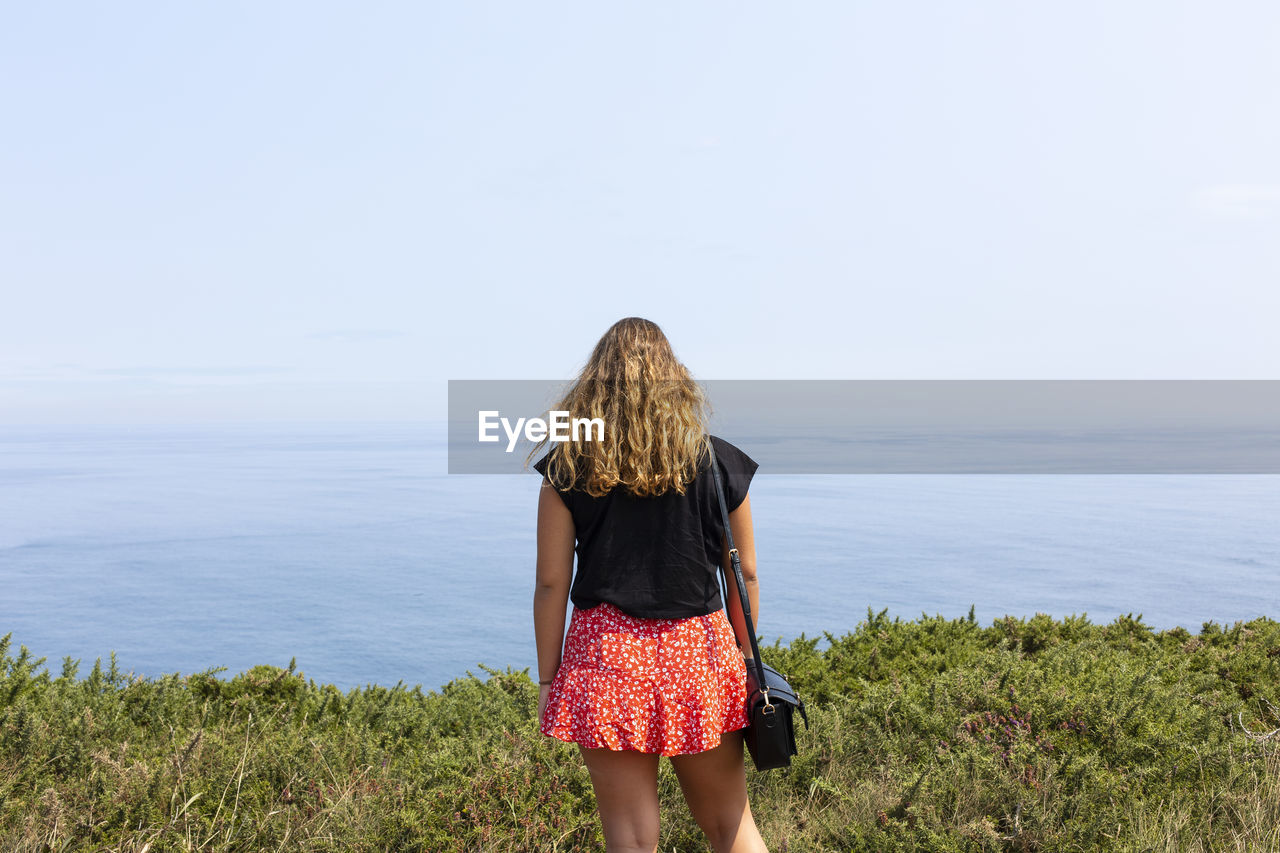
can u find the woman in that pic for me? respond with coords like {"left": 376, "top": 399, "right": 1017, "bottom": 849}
{"left": 530, "top": 317, "right": 769, "bottom": 853}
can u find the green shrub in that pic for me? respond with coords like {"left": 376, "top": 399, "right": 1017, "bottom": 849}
{"left": 2, "top": 614, "right": 1277, "bottom": 852}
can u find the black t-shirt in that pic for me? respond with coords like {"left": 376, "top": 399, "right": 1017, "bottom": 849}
{"left": 533, "top": 435, "right": 758, "bottom": 619}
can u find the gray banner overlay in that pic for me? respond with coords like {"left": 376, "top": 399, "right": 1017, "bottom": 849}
{"left": 448, "top": 380, "right": 1280, "bottom": 474}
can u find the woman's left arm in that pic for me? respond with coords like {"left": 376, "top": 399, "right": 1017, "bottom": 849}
{"left": 533, "top": 480, "right": 574, "bottom": 718}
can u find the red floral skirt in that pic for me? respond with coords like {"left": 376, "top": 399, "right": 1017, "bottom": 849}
{"left": 540, "top": 602, "right": 749, "bottom": 756}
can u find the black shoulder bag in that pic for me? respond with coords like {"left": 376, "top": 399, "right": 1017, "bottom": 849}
{"left": 706, "top": 438, "right": 808, "bottom": 771}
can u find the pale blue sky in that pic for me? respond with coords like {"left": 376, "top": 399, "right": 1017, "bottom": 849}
{"left": 2, "top": 2, "right": 1277, "bottom": 423}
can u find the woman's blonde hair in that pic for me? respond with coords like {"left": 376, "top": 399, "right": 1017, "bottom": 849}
{"left": 529, "top": 317, "right": 709, "bottom": 497}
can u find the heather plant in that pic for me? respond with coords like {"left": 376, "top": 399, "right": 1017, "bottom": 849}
{"left": 2, "top": 613, "right": 1277, "bottom": 852}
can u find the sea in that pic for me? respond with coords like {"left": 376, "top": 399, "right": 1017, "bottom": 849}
{"left": 1, "top": 421, "right": 1277, "bottom": 692}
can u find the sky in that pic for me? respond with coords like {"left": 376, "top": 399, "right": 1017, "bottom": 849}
{"left": 2, "top": 2, "right": 1278, "bottom": 423}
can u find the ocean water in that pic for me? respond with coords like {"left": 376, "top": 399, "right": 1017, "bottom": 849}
{"left": 1, "top": 422, "right": 1277, "bottom": 692}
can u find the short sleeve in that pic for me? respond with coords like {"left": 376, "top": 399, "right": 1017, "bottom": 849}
{"left": 532, "top": 454, "right": 550, "bottom": 478}
{"left": 533, "top": 454, "right": 573, "bottom": 510}
{"left": 710, "top": 436, "right": 758, "bottom": 512}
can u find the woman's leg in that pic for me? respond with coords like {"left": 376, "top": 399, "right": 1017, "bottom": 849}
{"left": 668, "top": 730, "right": 768, "bottom": 853}
{"left": 579, "top": 746, "right": 661, "bottom": 853}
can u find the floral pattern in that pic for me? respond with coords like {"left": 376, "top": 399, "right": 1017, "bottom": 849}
{"left": 540, "top": 603, "right": 749, "bottom": 756}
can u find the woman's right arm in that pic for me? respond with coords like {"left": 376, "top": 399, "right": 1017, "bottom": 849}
{"left": 534, "top": 480, "right": 574, "bottom": 717}
{"left": 721, "top": 493, "right": 760, "bottom": 657}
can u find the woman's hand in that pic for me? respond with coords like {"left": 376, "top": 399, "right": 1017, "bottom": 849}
{"left": 538, "top": 683, "right": 552, "bottom": 721}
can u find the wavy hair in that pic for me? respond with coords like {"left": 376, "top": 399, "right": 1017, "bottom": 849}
{"left": 528, "top": 317, "right": 709, "bottom": 497}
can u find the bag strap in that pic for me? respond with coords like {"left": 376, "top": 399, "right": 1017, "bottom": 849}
{"left": 706, "top": 436, "right": 770, "bottom": 691}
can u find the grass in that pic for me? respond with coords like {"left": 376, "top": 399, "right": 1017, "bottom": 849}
{"left": 1, "top": 609, "right": 1277, "bottom": 851}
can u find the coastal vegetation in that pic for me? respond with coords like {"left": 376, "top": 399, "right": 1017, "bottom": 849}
{"left": 2, "top": 610, "right": 1277, "bottom": 851}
